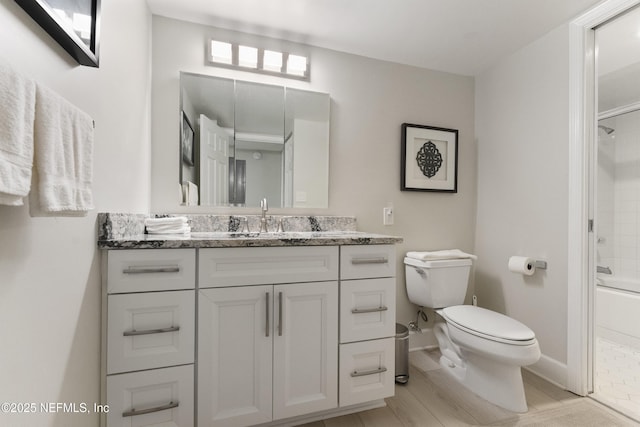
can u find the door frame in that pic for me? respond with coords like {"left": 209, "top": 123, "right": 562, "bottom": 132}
{"left": 567, "top": 0, "right": 640, "bottom": 395}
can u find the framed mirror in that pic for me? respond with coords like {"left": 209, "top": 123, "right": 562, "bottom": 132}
{"left": 179, "top": 73, "right": 330, "bottom": 208}
{"left": 16, "top": 0, "right": 101, "bottom": 67}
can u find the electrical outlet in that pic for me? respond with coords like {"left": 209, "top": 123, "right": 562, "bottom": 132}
{"left": 383, "top": 206, "right": 394, "bottom": 225}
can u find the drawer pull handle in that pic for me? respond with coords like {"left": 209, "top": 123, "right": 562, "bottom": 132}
{"left": 266, "top": 292, "right": 270, "bottom": 338}
{"left": 351, "top": 306, "right": 388, "bottom": 314}
{"left": 351, "top": 367, "right": 387, "bottom": 377}
{"left": 351, "top": 257, "right": 388, "bottom": 265}
{"left": 122, "top": 401, "right": 179, "bottom": 417}
{"left": 123, "top": 326, "right": 180, "bottom": 336}
{"left": 122, "top": 266, "right": 180, "bottom": 274}
{"left": 278, "top": 291, "right": 283, "bottom": 337}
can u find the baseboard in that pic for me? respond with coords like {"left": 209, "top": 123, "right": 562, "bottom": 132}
{"left": 408, "top": 327, "right": 438, "bottom": 351}
{"left": 255, "top": 400, "right": 386, "bottom": 426}
{"left": 525, "top": 353, "right": 568, "bottom": 390}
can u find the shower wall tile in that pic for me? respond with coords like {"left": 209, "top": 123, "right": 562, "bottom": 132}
{"left": 611, "top": 112, "right": 640, "bottom": 281}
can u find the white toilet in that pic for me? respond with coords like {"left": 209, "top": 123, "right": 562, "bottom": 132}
{"left": 404, "top": 254, "right": 540, "bottom": 413}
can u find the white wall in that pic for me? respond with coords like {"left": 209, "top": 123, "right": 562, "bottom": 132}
{"left": 0, "top": 1, "right": 151, "bottom": 426}
{"left": 150, "top": 16, "right": 476, "bottom": 342}
{"left": 475, "top": 24, "right": 571, "bottom": 383}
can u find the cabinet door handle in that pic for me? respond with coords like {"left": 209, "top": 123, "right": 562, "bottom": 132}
{"left": 351, "top": 257, "right": 388, "bottom": 265}
{"left": 123, "top": 326, "right": 180, "bottom": 336}
{"left": 122, "top": 401, "right": 179, "bottom": 417}
{"left": 351, "top": 306, "right": 388, "bottom": 314}
{"left": 278, "top": 291, "right": 283, "bottom": 337}
{"left": 266, "top": 292, "right": 270, "bottom": 338}
{"left": 122, "top": 266, "right": 180, "bottom": 274}
{"left": 351, "top": 367, "right": 387, "bottom": 377}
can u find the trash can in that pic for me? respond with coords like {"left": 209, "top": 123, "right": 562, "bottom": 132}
{"left": 395, "top": 323, "right": 409, "bottom": 384}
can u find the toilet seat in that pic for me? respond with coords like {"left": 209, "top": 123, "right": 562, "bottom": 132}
{"left": 438, "top": 305, "right": 536, "bottom": 346}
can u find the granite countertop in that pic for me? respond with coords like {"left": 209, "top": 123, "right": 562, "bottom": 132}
{"left": 97, "top": 213, "right": 403, "bottom": 249}
{"left": 97, "top": 231, "right": 402, "bottom": 249}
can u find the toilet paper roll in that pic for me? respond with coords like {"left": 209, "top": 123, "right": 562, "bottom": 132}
{"left": 508, "top": 256, "right": 536, "bottom": 276}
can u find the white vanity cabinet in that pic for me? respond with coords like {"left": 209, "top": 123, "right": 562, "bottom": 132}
{"left": 102, "top": 249, "right": 196, "bottom": 427}
{"left": 197, "top": 246, "right": 339, "bottom": 427}
{"left": 101, "top": 240, "right": 398, "bottom": 427}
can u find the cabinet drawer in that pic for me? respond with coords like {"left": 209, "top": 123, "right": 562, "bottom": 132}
{"left": 340, "top": 278, "right": 396, "bottom": 343}
{"left": 339, "top": 338, "right": 395, "bottom": 407}
{"left": 107, "top": 290, "right": 195, "bottom": 374}
{"left": 340, "top": 245, "right": 396, "bottom": 280}
{"left": 107, "top": 249, "right": 195, "bottom": 293}
{"left": 106, "top": 364, "right": 194, "bottom": 427}
{"left": 199, "top": 246, "right": 338, "bottom": 288}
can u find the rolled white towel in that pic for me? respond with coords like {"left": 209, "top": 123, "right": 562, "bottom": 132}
{"left": 406, "top": 249, "right": 477, "bottom": 261}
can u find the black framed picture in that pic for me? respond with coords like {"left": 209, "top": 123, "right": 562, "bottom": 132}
{"left": 15, "top": 0, "right": 101, "bottom": 67}
{"left": 181, "top": 112, "right": 195, "bottom": 166}
{"left": 401, "top": 123, "right": 458, "bottom": 193}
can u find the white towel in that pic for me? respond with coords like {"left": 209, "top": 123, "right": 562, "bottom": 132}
{"left": 145, "top": 217, "right": 191, "bottom": 235}
{"left": 31, "top": 83, "right": 94, "bottom": 214}
{"left": 145, "top": 217, "right": 188, "bottom": 227}
{"left": 0, "top": 60, "right": 36, "bottom": 206}
{"left": 406, "top": 249, "right": 477, "bottom": 261}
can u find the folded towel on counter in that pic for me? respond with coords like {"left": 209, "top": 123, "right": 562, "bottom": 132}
{"left": 406, "top": 249, "right": 477, "bottom": 261}
{"left": 0, "top": 60, "right": 36, "bottom": 206}
{"left": 146, "top": 225, "right": 191, "bottom": 235}
{"left": 31, "top": 83, "right": 94, "bottom": 215}
{"left": 145, "top": 216, "right": 188, "bottom": 227}
{"left": 145, "top": 217, "right": 191, "bottom": 235}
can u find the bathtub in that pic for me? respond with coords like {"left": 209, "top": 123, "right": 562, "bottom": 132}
{"left": 596, "top": 275, "right": 640, "bottom": 346}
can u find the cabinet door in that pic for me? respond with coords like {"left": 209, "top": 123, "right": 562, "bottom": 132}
{"left": 273, "top": 281, "right": 338, "bottom": 420}
{"left": 198, "top": 286, "right": 273, "bottom": 427}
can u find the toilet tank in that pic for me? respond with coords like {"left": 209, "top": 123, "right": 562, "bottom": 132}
{"left": 404, "top": 257, "right": 472, "bottom": 309}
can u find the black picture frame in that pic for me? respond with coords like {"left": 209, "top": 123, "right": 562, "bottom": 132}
{"left": 15, "top": 0, "right": 101, "bottom": 67}
{"left": 401, "top": 123, "right": 458, "bottom": 193}
{"left": 181, "top": 112, "right": 195, "bottom": 167}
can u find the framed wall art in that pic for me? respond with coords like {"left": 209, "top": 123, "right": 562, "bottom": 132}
{"left": 401, "top": 123, "right": 458, "bottom": 193}
{"left": 181, "top": 112, "right": 195, "bottom": 166}
{"left": 15, "top": 0, "right": 101, "bottom": 67}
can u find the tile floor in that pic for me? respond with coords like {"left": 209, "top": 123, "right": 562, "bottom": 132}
{"left": 300, "top": 348, "right": 637, "bottom": 426}
{"left": 593, "top": 336, "right": 640, "bottom": 422}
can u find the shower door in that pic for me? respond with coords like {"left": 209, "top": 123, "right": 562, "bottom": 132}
{"left": 593, "top": 7, "right": 640, "bottom": 420}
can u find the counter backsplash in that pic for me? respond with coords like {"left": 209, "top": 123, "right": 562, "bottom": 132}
{"left": 98, "top": 213, "right": 357, "bottom": 241}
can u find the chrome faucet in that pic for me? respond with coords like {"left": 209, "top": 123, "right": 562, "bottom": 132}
{"left": 259, "top": 198, "right": 268, "bottom": 233}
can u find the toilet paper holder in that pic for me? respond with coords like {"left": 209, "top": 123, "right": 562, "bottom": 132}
{"left": 533, "top": 260, "right": 547, "bottom": 270}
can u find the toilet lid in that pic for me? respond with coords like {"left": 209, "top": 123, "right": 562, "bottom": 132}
{"left": 440, "top": 305, "right": 535, "bottom": 342}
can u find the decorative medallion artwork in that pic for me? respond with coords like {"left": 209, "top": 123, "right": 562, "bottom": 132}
{"left": 401, "top": 123, "right": 458, "bottom": 193}
{"left": 416, "top": 141, "right": 442, "bottom": 178}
